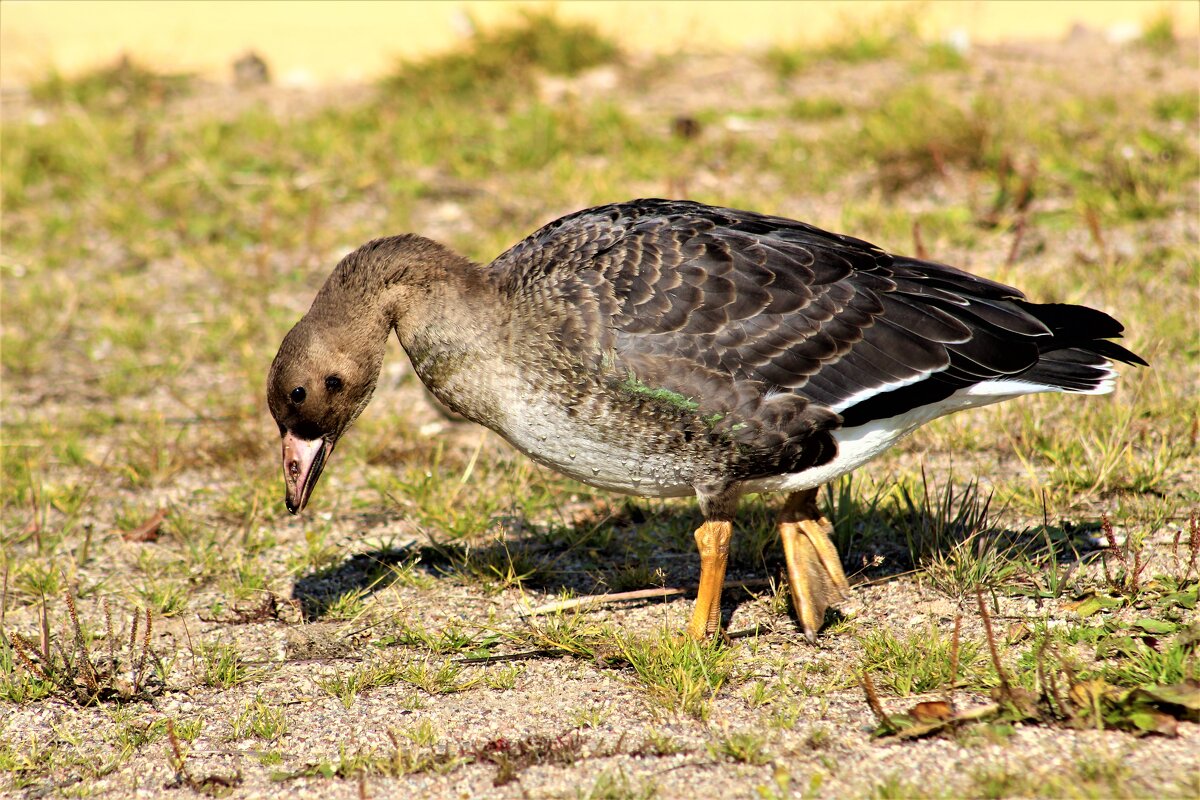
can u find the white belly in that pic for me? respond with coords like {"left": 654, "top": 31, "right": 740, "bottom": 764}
{"left": 499, "top": 379, "right": 1061, "bottom": 499}
{"left": 498, "top": 393, "right": 697, "bottom": 497}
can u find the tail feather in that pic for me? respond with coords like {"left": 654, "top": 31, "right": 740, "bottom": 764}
{"left": 1013, "top": 302, "right": 1147, "bottom": 395}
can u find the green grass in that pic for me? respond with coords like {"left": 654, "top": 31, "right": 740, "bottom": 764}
{"left": 614, "top": 630, "right": 737, "bottom": 719}
{"left": 766, "top": 9, "right": 918, "bottom": 76}
{"left": 707, "top": 730, "right": 770, "bottom": 765}
{"left": 860, "top": 625, "right": 984, "bottom": 696}
{"left": 382, "top": 10, "right": 619, "bottom": 105}
{"left": 231, "top": 695, "right": 289, "bottom": 742}
{"left": 30, "top": 55, "right": 193, "bottom": 112}
{"left": 1139, "top": 9, "right": 1180, "bottom": 55}
{"left": 194, "top": 640, "right": 258, "bottom": 688}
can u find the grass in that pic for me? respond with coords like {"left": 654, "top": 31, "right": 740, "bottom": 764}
{"left": 708, "top": 729, "right": 771, "bottom": 765}
{"left": 194, "top": 640, "right": 258, "bottom": 688}
{"left": 859, "top": 624, "right": 984, "bottom": 696}
{"left": 3, "top": 594, "right": 165, "bottom": 705}
{"left": 382, "top": 10, "right": 619, "bottom": 106}
{"left": 614, "top": 630, "right": 737, "bottom": 720}
{"left": 231, "top": 695, "right": 289, "bottom": 742}
{"left": 2, "top": 9, "right": 1197, "bottom": 799}
{"left": 30, "top": 54, "right": 193, "bottom": 111}
{"left": 766, "top": 9, "right": 920, "bottom": 77}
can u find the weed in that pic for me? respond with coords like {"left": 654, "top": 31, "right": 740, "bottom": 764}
{"left": 483, "top": 663, "right": 523, "bottom": 690}
{"left": 786, "top": 97, "right": 846, "bottom": 121}
{"left": 395, "top": 657, "right": 478, "bottom": 695}
{"left": 614, "top": 630, "right": 736, "bottom": 719}
{"left": 510, "top": 608, "right": 606, "bottom": 659}
{"left": 382, "top": 621, "right": 487, "bottom": 655}
{"left": 870, "top": 773, "right": 944, "bottom": 799}
{"left": 316, "top": 660, "right": 404, "bottom": 709}
{"left": 194, "top": 640, "right": 258, "bottom": 688}
{"left": 1153, "top": 91, "right": 1200, "bottom": 123}
{"left": 859, "top": 624, "right": 982, "bottom": 695}
{"left": 395, "top": 718, "right": 439, "bottom": 747}
{"left": 166, "top": 718, "right": 242, "bottom": 793}
{"left": 766, "top": 9, "right": 919, "bottom": 77}
{"left": 231, "top": 695, "right": 289, "bottom": 741}
{"left": 135, "top": 577, "right": 190, "bottom": 617}
{"left": 7, "top": 594, "right": 163, "bottom": 704}
{"left": 1100, "top": 515, "right": 1149, "bottom": 597}
{"left": 640, "top": 731, "right": 683, "bottom": 755}
{"left": 855, "top": 87, "right": 995, "bottom": 192}
{"left": 708, "top": 729, "right": 770, "bottom": 765}
{"left": 1104, "top": 631, "right": 1195, "bottom": 687}
{"left": 287, "top": 525, "right": 343, "bottom": 574}
{"left": 578, "top": 767, "right": 657, "bottom": 800}
{"left": 1140, "top": 9, "right": 1179, "bottom": 54}
{"left": 895, "top": 471, "right": 1000, "bottom": 571}
{"left": 431, "top": 531, "right": 548, "bottom": 592}
{"left": 571, "top": 704, "right": 611, "bottom": 729}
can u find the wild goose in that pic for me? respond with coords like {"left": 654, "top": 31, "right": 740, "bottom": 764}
{"left": 268, "top": 199, "right": 1145, "bottom": 641}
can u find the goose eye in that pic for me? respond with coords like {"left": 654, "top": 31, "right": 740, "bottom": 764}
{"left": 290, "top": 386, "right": 306, "bottom": 404}
{"left": 325, "top": 375, "right": 343, "bottom": 392}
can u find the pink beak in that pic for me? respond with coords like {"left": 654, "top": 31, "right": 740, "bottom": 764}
{"left": 282, "top": 431, "right": 333, "bottom": 514}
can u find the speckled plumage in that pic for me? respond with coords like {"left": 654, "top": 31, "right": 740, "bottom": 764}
{"left": 268, "top": 199, "right": 1146, "bottom": 639}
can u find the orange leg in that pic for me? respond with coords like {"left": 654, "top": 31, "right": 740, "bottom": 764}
{"left": 779, "top": 487, "right": 850, "bottom": 643}
{"left": 685, "top": 519, "right": 734, "bottom": 639}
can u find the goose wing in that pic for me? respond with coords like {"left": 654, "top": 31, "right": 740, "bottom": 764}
{"left": 493, "top": 200, "right": 1143, "bottom": 433}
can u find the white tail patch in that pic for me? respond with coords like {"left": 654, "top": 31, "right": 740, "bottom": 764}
{"left": 747, "top": 363, "right": 1119, "bottom": 495}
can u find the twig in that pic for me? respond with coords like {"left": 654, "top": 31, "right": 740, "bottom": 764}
{"left": 912, "top": 221, "right": 929, "bottom": 260}
{"left": 518, "top": 579, "right": 772, "bottom": 617}
{"left": 860, "top": 672, "right": 893, "bottom": 729}
{"left": 64, "top": 590, "right": 100, "bottom": 694}
{"left": 519, "top": 587, "right": 684, "bottom": 616}
{"left": 1005, "top": 214, "right": 1027, "bottom": 266}
{"left": 458, "top": 648, "right": 577, "bottom": 664}
{"left": 948, "top": 613, "right": 962, "bottom": 696}
{"left": 133, "top": 608, "right": 152, "bottom": 693}
{"left": 976, "top": 589, "right": 1012, "bottom": 698}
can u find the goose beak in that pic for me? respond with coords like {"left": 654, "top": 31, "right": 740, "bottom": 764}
{"left": 282, "top": 431, "right": 333, "bottom": 514}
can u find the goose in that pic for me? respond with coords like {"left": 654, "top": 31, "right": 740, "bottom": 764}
{"left": 267, "top": 199, "right": 1145, "bottom": 641}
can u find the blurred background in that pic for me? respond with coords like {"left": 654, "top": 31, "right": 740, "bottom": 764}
{"left": 3, "top": 1, "right": 1196, "bottom": 87}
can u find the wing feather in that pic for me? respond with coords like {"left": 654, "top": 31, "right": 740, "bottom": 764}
{"left": 492, "top": 200, "right": 1139, "bottom": 449}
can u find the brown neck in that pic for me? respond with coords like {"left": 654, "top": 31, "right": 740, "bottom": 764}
{"left": 312, "top": 235, "right": 506, "bottom": 424}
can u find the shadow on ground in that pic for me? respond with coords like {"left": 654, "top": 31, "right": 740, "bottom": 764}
{"left": 292, "top": 492, "right": 1107, "bottom": 626}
